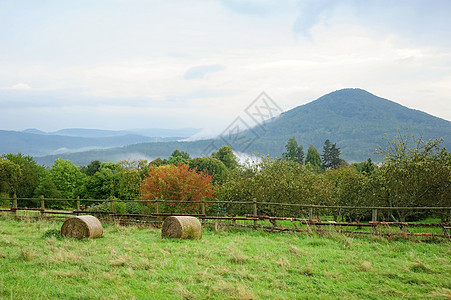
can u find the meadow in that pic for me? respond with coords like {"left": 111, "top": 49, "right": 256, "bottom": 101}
{"left": 0, "top": 216, "right": 450, "bottom": 299}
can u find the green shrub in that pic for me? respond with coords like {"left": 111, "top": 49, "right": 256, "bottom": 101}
{"left": 125, "top": 201, "right": 151, "bottom": 214}
{"left": 87, "top": 200, "right": 126, "bottom": 214}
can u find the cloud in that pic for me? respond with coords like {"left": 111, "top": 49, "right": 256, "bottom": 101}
{"left": 184, "top": 64, "right": 227, "bottom": 80}
{"left": 0, "top": 0, "right": 450, "bottom": 133}
{"left": 7, "top": 83, "right": 32, "bottom": 90}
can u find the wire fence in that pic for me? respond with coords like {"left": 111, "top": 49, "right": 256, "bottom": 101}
{"left": 1, "top": 195, "right": 450, "bottom": 239}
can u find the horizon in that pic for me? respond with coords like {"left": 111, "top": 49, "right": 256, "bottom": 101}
{"left": 2, "top": 87, "right": 450, "bottom": 134}
{"left": 1, "top": 1, "right": 451, "bottom": 132}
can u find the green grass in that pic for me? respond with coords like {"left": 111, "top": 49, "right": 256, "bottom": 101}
{"left": 0, "top": 216, "right": 450, "bottom": 299}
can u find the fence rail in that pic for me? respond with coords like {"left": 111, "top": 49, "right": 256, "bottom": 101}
{"left": 1, "top": 196, "right": 450, "bottom": 239}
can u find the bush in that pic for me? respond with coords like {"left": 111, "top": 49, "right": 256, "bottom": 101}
{"left": 87, "top": 200, "right": 126, "bottom": 214}
{"left": 125, "top": 201, "right": 152, "bottom": 215}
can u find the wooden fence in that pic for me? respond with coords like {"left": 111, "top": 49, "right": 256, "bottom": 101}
{"left": 1, "top": 195, "right": 450, "bottom": 239}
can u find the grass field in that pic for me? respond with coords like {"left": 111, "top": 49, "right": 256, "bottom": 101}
{"left": 0, "top": 216, "right": 450, "bottom": 299}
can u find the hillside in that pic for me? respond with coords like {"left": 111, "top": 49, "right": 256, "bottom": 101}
{"left": 32, "top": 88, "right": 451, "bottom": 165}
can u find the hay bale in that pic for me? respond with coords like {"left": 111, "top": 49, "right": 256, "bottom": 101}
{"left": 61, "top": 215, "right": 103, "bottom": 239}
{"left": 161, "top": 216, "right": 202, "bottom": 239}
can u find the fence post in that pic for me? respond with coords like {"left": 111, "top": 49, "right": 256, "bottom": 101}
{"left": 40, "top": 195, "right": 45, "bottom": 216}
{"left": 371, "top": 208, "right": 378, "bottom": 235}
{"left": 201, "top": 198, "right": 206, "bottom": 215}
{"left": 76, "top": 196, "right": 80, "bottom": 212}
{"left": 308, "top": 206, "right": 313, "bottom": 221}
{"left": 253, "top": 199, "right": 258, "bottom": 228}
{"left": 13, "top": 193, "right": 18, "bottom": 216}
{"left": 110, "top": 196, "right": 115, "bottom": 213}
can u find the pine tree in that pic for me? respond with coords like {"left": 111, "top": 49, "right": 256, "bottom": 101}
{"left": 282, "top": 137, "right": 304, "bottom": 164}
{"left": 330, "top": 143, "right": 341, "bottom": 169}
{"left": 322, "top": 139, "right": 341, "bottom": 169}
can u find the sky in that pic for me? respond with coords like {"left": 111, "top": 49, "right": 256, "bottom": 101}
{"left": 1, "top": 0, "right": 450, "bottom": 134}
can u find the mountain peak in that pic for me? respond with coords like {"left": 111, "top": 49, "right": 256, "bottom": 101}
{"left": 327, "top": 88, "right": 372, "bottom": 95}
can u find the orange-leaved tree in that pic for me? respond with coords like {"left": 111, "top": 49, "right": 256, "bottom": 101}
{"left": 140, "top": 163, "right": 214, "bottom": 213}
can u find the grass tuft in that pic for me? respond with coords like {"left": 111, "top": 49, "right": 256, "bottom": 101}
{"left": 409, "top": 261, "right": 434, "bottom": 274}
{"left": 42, "top": 229, "right": 61, "bottom": 239}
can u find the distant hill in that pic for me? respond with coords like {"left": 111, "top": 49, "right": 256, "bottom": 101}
{"left": 22, "top": 127, "right": 202, "bottom": 138}
{"left": 0, "top": 130, "right": 193, "bottom": 157}
{"left": 35, "top": 140, "right": 212, "bottom": 166}
{"left": 29, "top": 88, "right": 451, "bottom": 165}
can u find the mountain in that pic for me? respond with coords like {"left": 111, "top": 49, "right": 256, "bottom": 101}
{"left": 243, "top": 88, "right": 451, "bottom": 161}
{"left": 23, "top": 128, "right": 48, "bottom": 135}
{"left": 49, "top": 128, "right": 134, "bottom": 138}
{"left": 21, "top": 128, "right": 202, "bottom": 138}
{"left": 35, "top": 140, "right": 213, "bottom": 166}
{"left": 0, "top": 130, "right": 191, "bottom": 157}
{"left": 30, "top": 88, "right": 451, "bottom": 165}
{"left": 126, "top": 128, "right": 202, "bottom": 138}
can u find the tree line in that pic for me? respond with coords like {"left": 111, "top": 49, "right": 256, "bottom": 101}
{"left": 1, "top": 132, "right": 450, "bottom": 221}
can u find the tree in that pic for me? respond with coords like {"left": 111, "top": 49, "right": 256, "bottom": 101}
{"left": 100, "top": 162, "right": 117, "bottom": 171}
{"left": 305, "top": 144, "right": 323, "bottom": 172}
{"left": 2, "top": 153, "right": 45, "bottom": 198}
{"left": 167, "top": 156, "right": 188, "bottom": 165}
{"left": 324, "top": 166, "right": 371, "bottom": 221}
{"left": 322, "top": 139, "right": 341, "bottom": 169}
{"left": 118, "top": 159, "right": 149, "bottom": 179}
{"left": 34, "top": 172, "right": 62, "bottom": 199}
{"left": 46, "top": 158, "right": 86, "bottom": 199}
{"left": 140, "top": 163, "right": 214, "bottom": 213}
{"left": 116, "top": 165, "right": 142, "bottom": 200}
{"left": 189, "top": 157, "right": 229, "bottom": 185}
{"left": 282, "top": 137, "right": 304, "bottom": 164}
{"left": 0, "top": 157, "right": 21, "bottom": 196}
{"left": 373, "top": 132, "right": 450, "bottom": 221}
{"left": 82, "top": 160, "right": 101, "bottom": 176}
{"left": 150, "top": 158, "right": 167, "bottom": 167}
{"left": 352, "top": 158, "right": 376, "bottom": 175}
{"left": 211, "top": 146, "right": 239, "bottom": 170}
{"left": 217, "top": 157, "right": 332, "bottom": 217}
{"left": 170, "top": 149, "right": 190, "bottom": 160}
{"left": 81, "top": 167, "right": 117, "bottom": 199}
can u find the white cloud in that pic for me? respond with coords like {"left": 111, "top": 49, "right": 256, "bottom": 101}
{"left": 10, "top": 83, "right": 31, "bottom": 90}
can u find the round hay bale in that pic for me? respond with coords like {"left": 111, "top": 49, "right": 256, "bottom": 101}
{"left": 61, "top": 215, "right": 103, "bottom": 239}
{"left": 161, "top": 216, "right": 202, "bottom": 239}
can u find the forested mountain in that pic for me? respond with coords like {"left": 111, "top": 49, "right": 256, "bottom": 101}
{"left": 22, "top": 88, "right": 451, "bottom": 165}
{"left": 243, "top": 88, "right": 451, "bottom": 161}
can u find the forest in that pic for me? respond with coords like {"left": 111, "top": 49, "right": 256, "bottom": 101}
{"left": 1, "top": 132, "right": 450, "bottom": 222}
